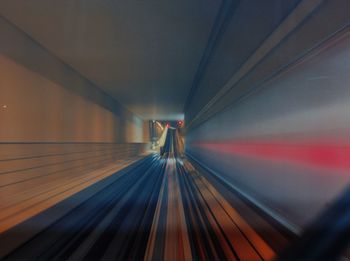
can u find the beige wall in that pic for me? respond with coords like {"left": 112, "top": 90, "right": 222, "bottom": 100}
{"left": 142, "top": 121, "right": 151, "bottom": 143}
{"left": 0, "top": 54, "right": 144, "bottom": 142}
{"left": 0, "top": 15, "right": 149, "bottom": 143}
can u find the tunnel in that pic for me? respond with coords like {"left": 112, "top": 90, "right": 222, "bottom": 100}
{"left": 0, "top": 1, "right": 350, "bottom": 260}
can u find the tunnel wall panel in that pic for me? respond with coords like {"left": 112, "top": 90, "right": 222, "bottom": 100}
{"left": 186, "top": 30, "right": 350, "bottom": 230}
{"left": 0, "top": 16, "right": 146, "bottom": 143}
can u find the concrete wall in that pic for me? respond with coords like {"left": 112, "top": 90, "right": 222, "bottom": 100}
{"left": 185, "top": 1, "right": 350, "bottom": 232}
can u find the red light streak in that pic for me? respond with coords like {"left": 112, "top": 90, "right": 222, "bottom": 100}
{"left": 192, "top": 141, "right": 350, "bottom": 171}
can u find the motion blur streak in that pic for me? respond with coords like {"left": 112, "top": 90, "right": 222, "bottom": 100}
{"left": 192, "top": 141, "right": 350, "bottom": 172}
{"left": 1, "top": 129, "right": 281, "bottom": 260}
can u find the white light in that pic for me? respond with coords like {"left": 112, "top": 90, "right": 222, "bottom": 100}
{"left": 156, "top": 121, "right": 164, "bottom": 130}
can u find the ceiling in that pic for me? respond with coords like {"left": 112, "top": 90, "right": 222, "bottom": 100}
{"left": 0, "top": 0, "right": 221, "bottom": 120}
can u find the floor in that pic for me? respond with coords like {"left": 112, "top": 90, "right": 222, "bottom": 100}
{"left": 0, "top": 153, "right": 291, "bottom": 260}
